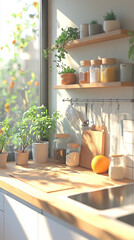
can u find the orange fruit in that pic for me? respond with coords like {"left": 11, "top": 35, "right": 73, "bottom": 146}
{"left": 91, "top": 155, "right": 110, "bottom": 174}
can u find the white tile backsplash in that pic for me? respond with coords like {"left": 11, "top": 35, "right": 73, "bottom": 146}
{"left": 123, "top": 132, "right": 134, "bottom": 144}
{"left": 122, "top": 120, "right": 134, "bottom": 179}
{"left": 123, "top": 120, "right": 134, "bottom": 132}
{"left": 120, "top": 142, "right": 134, "bottom": 156}
{"left": 125, "top": 155, "right": 133, "bottom": 167}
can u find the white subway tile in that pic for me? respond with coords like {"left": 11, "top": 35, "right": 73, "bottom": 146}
{"left": 125, "top": 155, "right": 133, "bottom": 167}
{"left": 121, "top": 142, "right": 134, "bottom": 156}
{"left": 123, "top": 132, "right": 134, "bottom": 144}
{"left": 123, "top": 120, "right": 134, "bottom": 132}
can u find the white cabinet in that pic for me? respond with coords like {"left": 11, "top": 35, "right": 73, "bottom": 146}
{"left": 0, "top": 192, "right": 4, "bottom": 240}
{"left": 4, "top": 195, "right": 38, "bottom": 240}
{"left": 0, "top": 210, "right": 4, "bottom": 240}
{"left": 38, "top": 211, "right": 96, "bottom": 240}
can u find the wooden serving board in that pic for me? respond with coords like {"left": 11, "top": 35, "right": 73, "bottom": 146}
{"left": 79, "top": 126, "right": 105, "bottom": 169}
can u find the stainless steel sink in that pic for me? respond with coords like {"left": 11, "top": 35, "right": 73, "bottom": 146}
{"left": 117, "top": 213, "right": 134, "bottom": 227}
{"left": 68, "top": 183, "right": 134, "bottom": 210}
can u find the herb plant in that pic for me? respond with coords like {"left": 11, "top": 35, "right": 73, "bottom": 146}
{"left": 13, "top": 119, "right": 32, "bottom": 153}
{"left": 59, "top": 66, "right": 76, "bottom": 74}
{"left": 128, "top": 32, "right": 134, "bottom": 62}
{"left": 90, "top": 20, "right": 98, "bottom": 24}
{"left": 0, "top": 118, "right": 12, "bottom": 153}
{"left": 103, "top": 10, "right": 117, "bottom": 21}
{"left": 23, "top": 105, "right": 60, "bottom": 143}
{"left": 43, "top": 27, "right": 79, "bottom": 73}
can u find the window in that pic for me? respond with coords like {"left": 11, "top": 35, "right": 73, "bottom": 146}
{"left": 0, "top": 0, "right": 48, "bottom": 159}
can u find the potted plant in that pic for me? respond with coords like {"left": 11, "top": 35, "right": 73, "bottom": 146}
{"left": 103, "top": 10, "right": 120, "bottom": 33}
{"left": 88, "top": 20, "right": 102, "bottom": 36}
{"left": 23, "top": 105, "right": 60, "bottom": 163}
{"left": 13, "top": 119, "right": 32, "bottom": 165}
{"left": 44, "top": 27, "right": 79, "bottom": 84}
{"left": 0, "top": 118, "right": 12, "bottom": 168}
{"left": 59, "top": 66, "right": 76, "bottom": 85}
{"left": 128, "top": 32, "right": 134, "bottom": 61}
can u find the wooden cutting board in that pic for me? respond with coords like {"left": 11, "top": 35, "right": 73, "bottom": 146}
{"left": 79, "top": 126, "right": 105, "bottom": 169}
{"left": 9, "top": 167, "right": 75, "bottom": 193}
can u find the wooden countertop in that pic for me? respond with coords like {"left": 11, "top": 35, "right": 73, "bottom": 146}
{"left": 0, "top": 160, "right": 134, "bottom": 240}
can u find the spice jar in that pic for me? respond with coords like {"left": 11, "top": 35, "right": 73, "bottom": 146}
{"left": 53, "top": 134, "right": 70, "bottom": 163}
{"left": 66, "top": 143, "right": 80, "bottom": 167}
{"left": 101, "top": 58, "right": 116, "bottom": 83}
{"left": 109, "top": 154, "right": 125, "bottom": 180}
{"left": 79, "top": 60, "right": 91, "bottom": 84}
{"left": 90, "top": 59, "right": 102, "bottom": 83}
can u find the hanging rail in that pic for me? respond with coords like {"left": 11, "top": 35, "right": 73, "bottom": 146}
{"left": 62, "top": 98, "right": 134, "bottom": 103}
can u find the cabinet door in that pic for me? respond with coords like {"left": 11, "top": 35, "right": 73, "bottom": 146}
{"left": 0, "top": 210, "right": 4, "bottom": 240}
{"left": 4, "top": 195, "right": 38, "bottom": 240}
{"left": 38, "top": 212, "right": 96, "bottom": 240}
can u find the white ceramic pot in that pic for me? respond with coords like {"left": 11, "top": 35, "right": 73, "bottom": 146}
{"left": 103, "top": 20, "right": 120, "bottom": 32}
{"left": 80, "top": 24, "right": 89, "bottom": 38}
{"left": 32, "top": 142, "right": 48, "bottom": 163}
{"left": 15, "top": 150, "right": 29, "bottom": 166}
{"left": 0, "top": 152, "right": 8, "bottom": 168}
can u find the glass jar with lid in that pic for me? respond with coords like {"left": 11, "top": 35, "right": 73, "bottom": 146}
{"left": 66, "top": 143, "right": 80, "bottom": 167}
{"left": 109, "top": 154, "right": 125, "bottom": 180}
{"left": 90, "top": 59, "right": 102, "bottom": 83}
{"left": 79, "top": 60, "right": 91, "bottom": 84}
{"left": 101, "top": 58, "right": 116, "bottom": 83}
{"left": 53, "top": 134, "right": 70, "bottom": 163}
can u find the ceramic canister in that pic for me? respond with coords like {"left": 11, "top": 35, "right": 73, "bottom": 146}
{"left": 120, "top": 63, "right": 133, "bottom": 82}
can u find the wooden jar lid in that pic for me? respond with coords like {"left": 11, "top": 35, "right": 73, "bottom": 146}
{"left": 55, "top": 134, "right": 70, "bottom": 138}
{"left": 67, "top": 143, "right": 80, "bottom": 148}
{"left": 102, "top": 58, "right": 116, "bottom": 65}
{"left": 90, "top": 59, "right": 102, "bottom": 66}
{"left": 80, "top": 60, "right": 91, "bottom": 66}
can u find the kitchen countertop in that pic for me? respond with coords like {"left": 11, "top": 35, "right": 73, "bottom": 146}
{"left": 0, "top": 160, "right": 134, "bottom": 240}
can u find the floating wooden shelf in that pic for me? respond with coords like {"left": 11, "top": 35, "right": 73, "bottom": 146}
{"left": 66, "top": 29, "right": 132, "bottom": 49}
{"left": 54, "top": 82, "right": 133, "bottom": 90}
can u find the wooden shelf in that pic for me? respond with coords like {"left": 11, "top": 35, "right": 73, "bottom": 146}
{"left": 66, "top": 29, "right": 131, "bottom": 49}
{"left": 54, "top": 82, "right": 133, "bottom": 90}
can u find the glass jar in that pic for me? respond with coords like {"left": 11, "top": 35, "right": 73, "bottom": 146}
{"left": 53, "top": 134, "right": 70, "bottom": 163}
{"left": 66, "top": 143, "right": 80, "bottom": 167}
{"left": 79, "top": 60, "right": 90, "bottom": 84}
{"left": 109, "top": 154, "right": 125, "bottom": 180}
{"left": 101, "top": 58, "right": 116, "bottom": 83}
{"left": 90, "top": 59, "right": 102, "bottom": 83}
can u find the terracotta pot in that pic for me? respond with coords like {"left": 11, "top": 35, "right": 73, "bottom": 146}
{"left": 32, "top": 142, "right": 48, "bottom": 163}
{"left": 60, "top": 73, "right": 76, "bottom": 85}
{"left": 15, "top": 150, "right": 29, "bottom": 166}
{"left": 0, "top": 152, "right": 8, "bottom": 168}
{"left": 103, "top": 20, "right": 120, "bottom": 33}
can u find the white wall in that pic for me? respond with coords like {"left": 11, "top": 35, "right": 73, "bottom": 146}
{"left": 48, "top": 0, "right": 134, "bottom": 179}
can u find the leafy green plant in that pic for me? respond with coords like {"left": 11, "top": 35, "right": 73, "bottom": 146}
{"left": 103, "top": 10, "right": 117, "bottom": 21}
{"left": 0, "top": 118, "right": 12, "bottom": 153}
{"left": 13, "top": 119, "right": 32, "bottom": 153}
{"left": 90, "top": 20, "right": 98, "bottom": 24}
{"left": 128, "top": 32, "right": 134, "bottom": 62}
{"left": 43, "top": 27, "right": 79, "bottom": 73}
{"left": 59, "top": 66, "right": 76, "bottom": 74}
{"left": 23, "top": 105, "right": 60, "bottom": 143}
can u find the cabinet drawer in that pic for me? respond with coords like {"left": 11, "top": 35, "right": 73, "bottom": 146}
{"left": 0, "top": 192, "right": 3, "bottom": 211}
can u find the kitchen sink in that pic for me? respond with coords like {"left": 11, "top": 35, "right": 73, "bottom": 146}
{"left": 117, "top": 213, "right": 134, "bottom": 227}
{"left": 68, "top": 183, "right": 134, "bottom": 210}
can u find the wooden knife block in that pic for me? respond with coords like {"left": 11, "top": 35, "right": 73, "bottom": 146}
{"left": 79, "top": 126, "right": 105, "bottom": 169}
